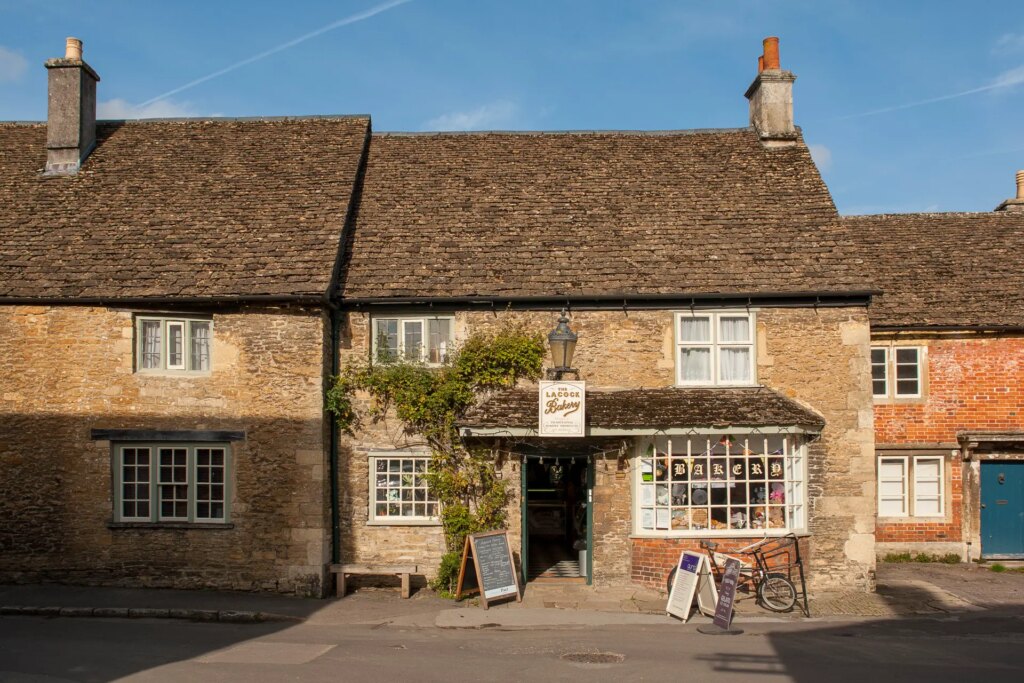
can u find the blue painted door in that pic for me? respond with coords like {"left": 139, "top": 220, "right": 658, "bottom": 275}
{"left": 981, "top": 462, "right": 1024, "bottom": 558}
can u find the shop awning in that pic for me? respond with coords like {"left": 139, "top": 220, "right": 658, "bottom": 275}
{"left": 459, "top": 387, "right": 825, "bottom": 437}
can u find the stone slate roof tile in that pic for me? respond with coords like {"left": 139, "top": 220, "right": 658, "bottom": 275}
{"left": 461, "top": 387, "right": 825, "bottom": 431}
{"left": 840, "top": 212, "right": 1024, "bottom": 328}
{"left": 0, "top": 117, "right": 369, "bottom": 300}
{"left": 339, "top": 129, "right": 868, "bottom": 299}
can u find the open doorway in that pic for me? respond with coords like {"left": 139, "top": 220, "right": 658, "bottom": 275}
{"left": 522, "top": 456, "right": 591, "bottom": 583}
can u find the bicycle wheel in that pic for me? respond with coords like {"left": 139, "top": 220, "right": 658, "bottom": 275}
{"left": 757, "top": 573, "right": 796, "bottom": 612}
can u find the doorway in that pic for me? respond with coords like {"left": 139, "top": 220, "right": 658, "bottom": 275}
{"left": 521, "top": 455, "right": 592, "bottom": 583}
{"left": 981, "top": 461, "right": 1024, "bottom": 558}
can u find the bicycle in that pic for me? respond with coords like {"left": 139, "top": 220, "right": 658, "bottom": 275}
{"left": 666, "top": 537, "right": 798, "bottom": 612}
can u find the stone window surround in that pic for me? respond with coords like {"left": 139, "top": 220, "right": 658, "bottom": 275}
{"left": 876, "top": 452, "right": 948, "bottom": 520}
{"left": 134, "top": 314, "right": 213, "bottom": 375}
{"left": 367, "top": 450, "right": 440, "bottom": 526}
{"left": 674, "top": 310, "right": 757, "bottom": 387}
{"left": 871, "top": 344, "right": 927, "bottom": 402}
{"left": 631, "top": 433, "right": 808, "bottom": 538}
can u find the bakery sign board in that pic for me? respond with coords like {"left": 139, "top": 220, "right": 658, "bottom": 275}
{"left": 538, "top": 381, "right": 586, "bottom": 437}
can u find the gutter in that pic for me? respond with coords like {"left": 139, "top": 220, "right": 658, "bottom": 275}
{"left": 0, "top": 294, "right": 325, "bottom": 307}
{"left": 337, "top": 290, "right": 879, "bottom": 310}
{"left": 871, "top": 324, "right": 1024, "bottom": 333}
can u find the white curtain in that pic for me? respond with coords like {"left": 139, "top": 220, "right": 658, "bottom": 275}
{"left": 190, "top": 322, "right": 210, "bottom": 371}
{"left": 680, "top": 317, "right": 711, "bottom": 342}
{"left": 719, "top": 348, "right": 751, "bottom": 382}
{"left": 681, "top": 348, "right": 711, "bottom": 381}
{"left": 719, "top": 316, "right": 749, "bottom": 342}
{"left": 142, "top": 321, "right": 161, "bottom": 369}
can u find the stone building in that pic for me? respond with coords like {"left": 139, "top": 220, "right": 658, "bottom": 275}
{"left": 1, "top": 36, "right": 1021, "bottom": 598}
{"left": 842, "top": 205, "right": 1024, "bottom": 561}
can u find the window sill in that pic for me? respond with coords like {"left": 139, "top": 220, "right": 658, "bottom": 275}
{"left": 366, "top": 519, "right": 441, "bottom": 527}
{"left": 134, "top": 371, "right": 213, "bottom": 378}
{"left": 629, "top": 530, "right": 808, "bottom": 540}
{"left": 108, "top": 522, "right": 234, "bottom": 530}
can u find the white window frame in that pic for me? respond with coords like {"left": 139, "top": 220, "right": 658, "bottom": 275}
{"left": 135, "top": 316, "right": 214, "bottom": 374}
{"left": 675, "top": 311, "right": 756, "bottom": 387}
{"left": 877, "top": 456, "right": 909, "bottom": 517}
{"left": 912, "top": 456, "right": 944, "bottom": 518}
{"left": 871, "top": 347, "right": 889, "bottom": 398}
{"left": 632, "top": 433, "right": 807, "bottom": 538}
{"left": 871, "top": 345, "right": 924, "bottom": 400}
{"left": 367, "top": 451, "right": 440, "bottom": 526}
{"left": 370, "top": 315, "right": 455, "bottom": 366}
{"left": 113, "top": 443, "right": 230, "bottom": 524}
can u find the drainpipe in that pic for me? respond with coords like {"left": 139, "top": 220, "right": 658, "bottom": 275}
{"left": 327, "top": 302, "right": 342, "bottom": 567}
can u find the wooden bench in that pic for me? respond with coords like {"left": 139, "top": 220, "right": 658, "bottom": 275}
{"left": 329, "top": 563, "right": 418, "bottom": 599}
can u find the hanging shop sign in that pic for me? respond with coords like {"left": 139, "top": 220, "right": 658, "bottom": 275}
{"left": 538, "top": 381, "right": 586, "bottom": 437}
{"left": 666, "top": 550, "right": 718, "bottom": 622}
{"left": 455, "top": 530, "right": 521, "bottom": 609}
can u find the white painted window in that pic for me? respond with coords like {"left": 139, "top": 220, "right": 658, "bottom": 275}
{"left": 878, "top": 457, "right": 908, "bottom": 517}
{"left": 871, "top": 346, "right": 924, "bottom": 399}
{"left": 372, "top": 316, "right": 454, "bottom": 365}
{"left": 676, "top": 312, "right": 755, "bottom": 386}
{"left": 912, "top": 456, "right": 944, "bottom": 517}
{"left": 115, "top": 444, "right": 229, "bottom": 524}
{"left": 634, "top": 434, "right": 806, "bottom": 536}
{"left": 368, "top": 453, "right": 439, "bottom": 524}
{"left": 135, "top": 316, "right": 213, "bottom": 373}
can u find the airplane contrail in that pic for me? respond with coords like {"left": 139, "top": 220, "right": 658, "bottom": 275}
{"left": 837, "top": 64, "right": 1024, "bottom": 120}
{"left": 138, "top": 0, "right": 414, "bottom": 107}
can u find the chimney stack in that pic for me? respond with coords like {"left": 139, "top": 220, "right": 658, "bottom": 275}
{"left": 744, "top": 36, "right": 797, "bottom": 148}
{"left": 995, "top": 170, "right": 1024, "bottom": 212}
{"left": 44, "top": 37, "right": 100, "bottom": 175}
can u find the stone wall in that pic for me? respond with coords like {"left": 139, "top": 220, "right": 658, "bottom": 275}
{"left": 339, "top": 306, "right": 875, "bottom": 592}
{"left": 0, "top": 305, "right": 330, "bottom": 596}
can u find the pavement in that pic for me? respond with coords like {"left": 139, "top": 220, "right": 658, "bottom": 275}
{"left": 2, "top": 562, "right": 1022, "bottom": 630}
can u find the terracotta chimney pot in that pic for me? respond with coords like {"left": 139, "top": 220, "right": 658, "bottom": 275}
{"left": 758, "top": 55, "right": 765, "bottom": 73}
{"left": 1017, "top": 170, "right": 1024, "bottom": 199}
{"left": 65, "top": 37, "right": 82, "bottom": 60}
{"left": 763, "top": 36, "right": 780, "bottom": 69}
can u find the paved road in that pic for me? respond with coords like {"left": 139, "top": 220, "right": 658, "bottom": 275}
{"left": 2, "top": 610, "right": 1023, "bottom": 682}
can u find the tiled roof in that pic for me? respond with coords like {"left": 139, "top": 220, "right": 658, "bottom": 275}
{"left": 0, "top": 117, "right": 369, "bottom": 300}
{"left": 461, "top": 387, "right": 825, "bottom": 431}
{"left": 841, "top": 212, "right": 1024, "bottom": 328}
{"left": 339, "top": 129, "right": 868, "bottom": 300}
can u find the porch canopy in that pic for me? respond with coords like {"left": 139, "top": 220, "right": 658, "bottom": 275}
{"left": 459, "top": 387, "right": 825, "bottom": 437}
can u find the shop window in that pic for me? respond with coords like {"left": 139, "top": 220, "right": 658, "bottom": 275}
{"left": 871, "top": 346, "right": 924, "bottom": 399}
{"left": 372, "top": 316, "right": 454, "bottom": 365}
{"left": 676, "top": 312, "right": 755, "bottom": 386}
{"left": 877, "top": 455, "right": 944, "bottom": 517}
{"left": 368, "top": 453, "right": 439, "bottom": 524}
{"left": 635, "top": 434, "right": 805, "bottom": 536}
{"left": 115, "top": 444, "right": 229, "bottom": 523}
{"left": 136, "top": 316, "right": 212, "bottom": 373}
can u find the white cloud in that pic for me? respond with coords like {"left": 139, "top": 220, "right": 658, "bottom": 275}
{"left": 97, "top": 98, "right": 205, "bottom": 119}
{"left": 423, "top": 101, "right": 519, "bottom": 131}
{"left": 994, "top": 32, "right": 1024, "bottom": 54}
{"left": 809, "top": 144, "right": 832, "bottom": 172}
{"left": 0, "top": 46, "right": 28, "bottom": 83}
{"left": 992, "top": 64, "right": 1024, "bottom": 89}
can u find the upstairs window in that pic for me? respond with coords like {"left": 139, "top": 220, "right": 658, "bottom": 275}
{"left": 676, "top": 312, "right": 755, "bottom": 386}
{"left": 871, "top": 346, "right": 923, "bottom": 399}
{"left": 372, "top": 316, "right": 454, "bottom": 365}
{"left": 136, "top": 317, "right": 212, "bottom": 373}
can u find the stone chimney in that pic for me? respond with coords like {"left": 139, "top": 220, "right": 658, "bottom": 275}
{"left": 44, "top": 37, "right": 100, "bottom": 175}
{"left": 744, "top": 37, "right": 797, "bottom": 148}
{"left": 995, "top": 170, "right": 1024, "bottom": 212}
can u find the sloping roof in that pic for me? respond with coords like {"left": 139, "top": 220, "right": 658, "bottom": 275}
{"left": 339, "top": 129, "right": 868, "bottom": 300}
{"left": 0, "top": 117, "right": 369, "bottom": 301}
{"left": 841, "top": 212, "right": 1024, "bottom": 328}
{"left": 461, "top": 387, "right": 825, "bottom": 432}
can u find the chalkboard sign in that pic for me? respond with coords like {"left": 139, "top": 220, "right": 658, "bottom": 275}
{"left": 713, "top": 557, "right": 741, "bottom": 630}
{"left": 455, "top": 530, "right": 521, "bottom": 609}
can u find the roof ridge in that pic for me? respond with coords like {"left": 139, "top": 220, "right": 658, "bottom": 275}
{"left": 374, "top": 126, "right": 755, "bottom": 137}
{"left": 842, "top": 211, "right": 1010, "bottom": 219}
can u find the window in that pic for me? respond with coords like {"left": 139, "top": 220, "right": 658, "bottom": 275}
{"left": 635, "top": 434, "right": 806, "bottom": 536}
{"left": 136, "top": 317, "right": 212, "bottom": 373}
{"left": 877, "top": 455, "right": 944, "bottom": 517}
{"left": 676, "top": 312, "right": 755, "bottom": 386}
{"left": 871, "top": 346, "right": 923, "bottom": 399}
{"left": 369, "top": 453, "right": 439, "bottom": 524}
{"left": 115, "top": 444, "right": 229, "bottom": 523}
{"left": 372, "top": 316, "right": 454, "bottom": 364}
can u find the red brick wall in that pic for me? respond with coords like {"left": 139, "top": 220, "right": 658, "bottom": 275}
{"left": 631, "top": 536, "right": 809, "bottom": 591}
{"left": 874, "top": 335, "right": 1024, "bottom": 548}
{"left": 874, "top": 336, "right": 1024, "bottom": 444}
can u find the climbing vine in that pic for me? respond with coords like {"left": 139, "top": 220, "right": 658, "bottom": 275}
{"left": 326, "top": 323, "right": 546, "bottom": 596}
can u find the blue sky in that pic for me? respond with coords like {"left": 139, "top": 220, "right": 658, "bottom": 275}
{"left": 1, "top": 0, "right": 1022, "bottom": 214}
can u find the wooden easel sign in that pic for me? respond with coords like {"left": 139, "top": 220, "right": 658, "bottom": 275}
{"left": 666, "top": 550, "right": 719, "bottom": 622}
{"left": 455, "top": 530, "right": 522, "bottom": 609}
